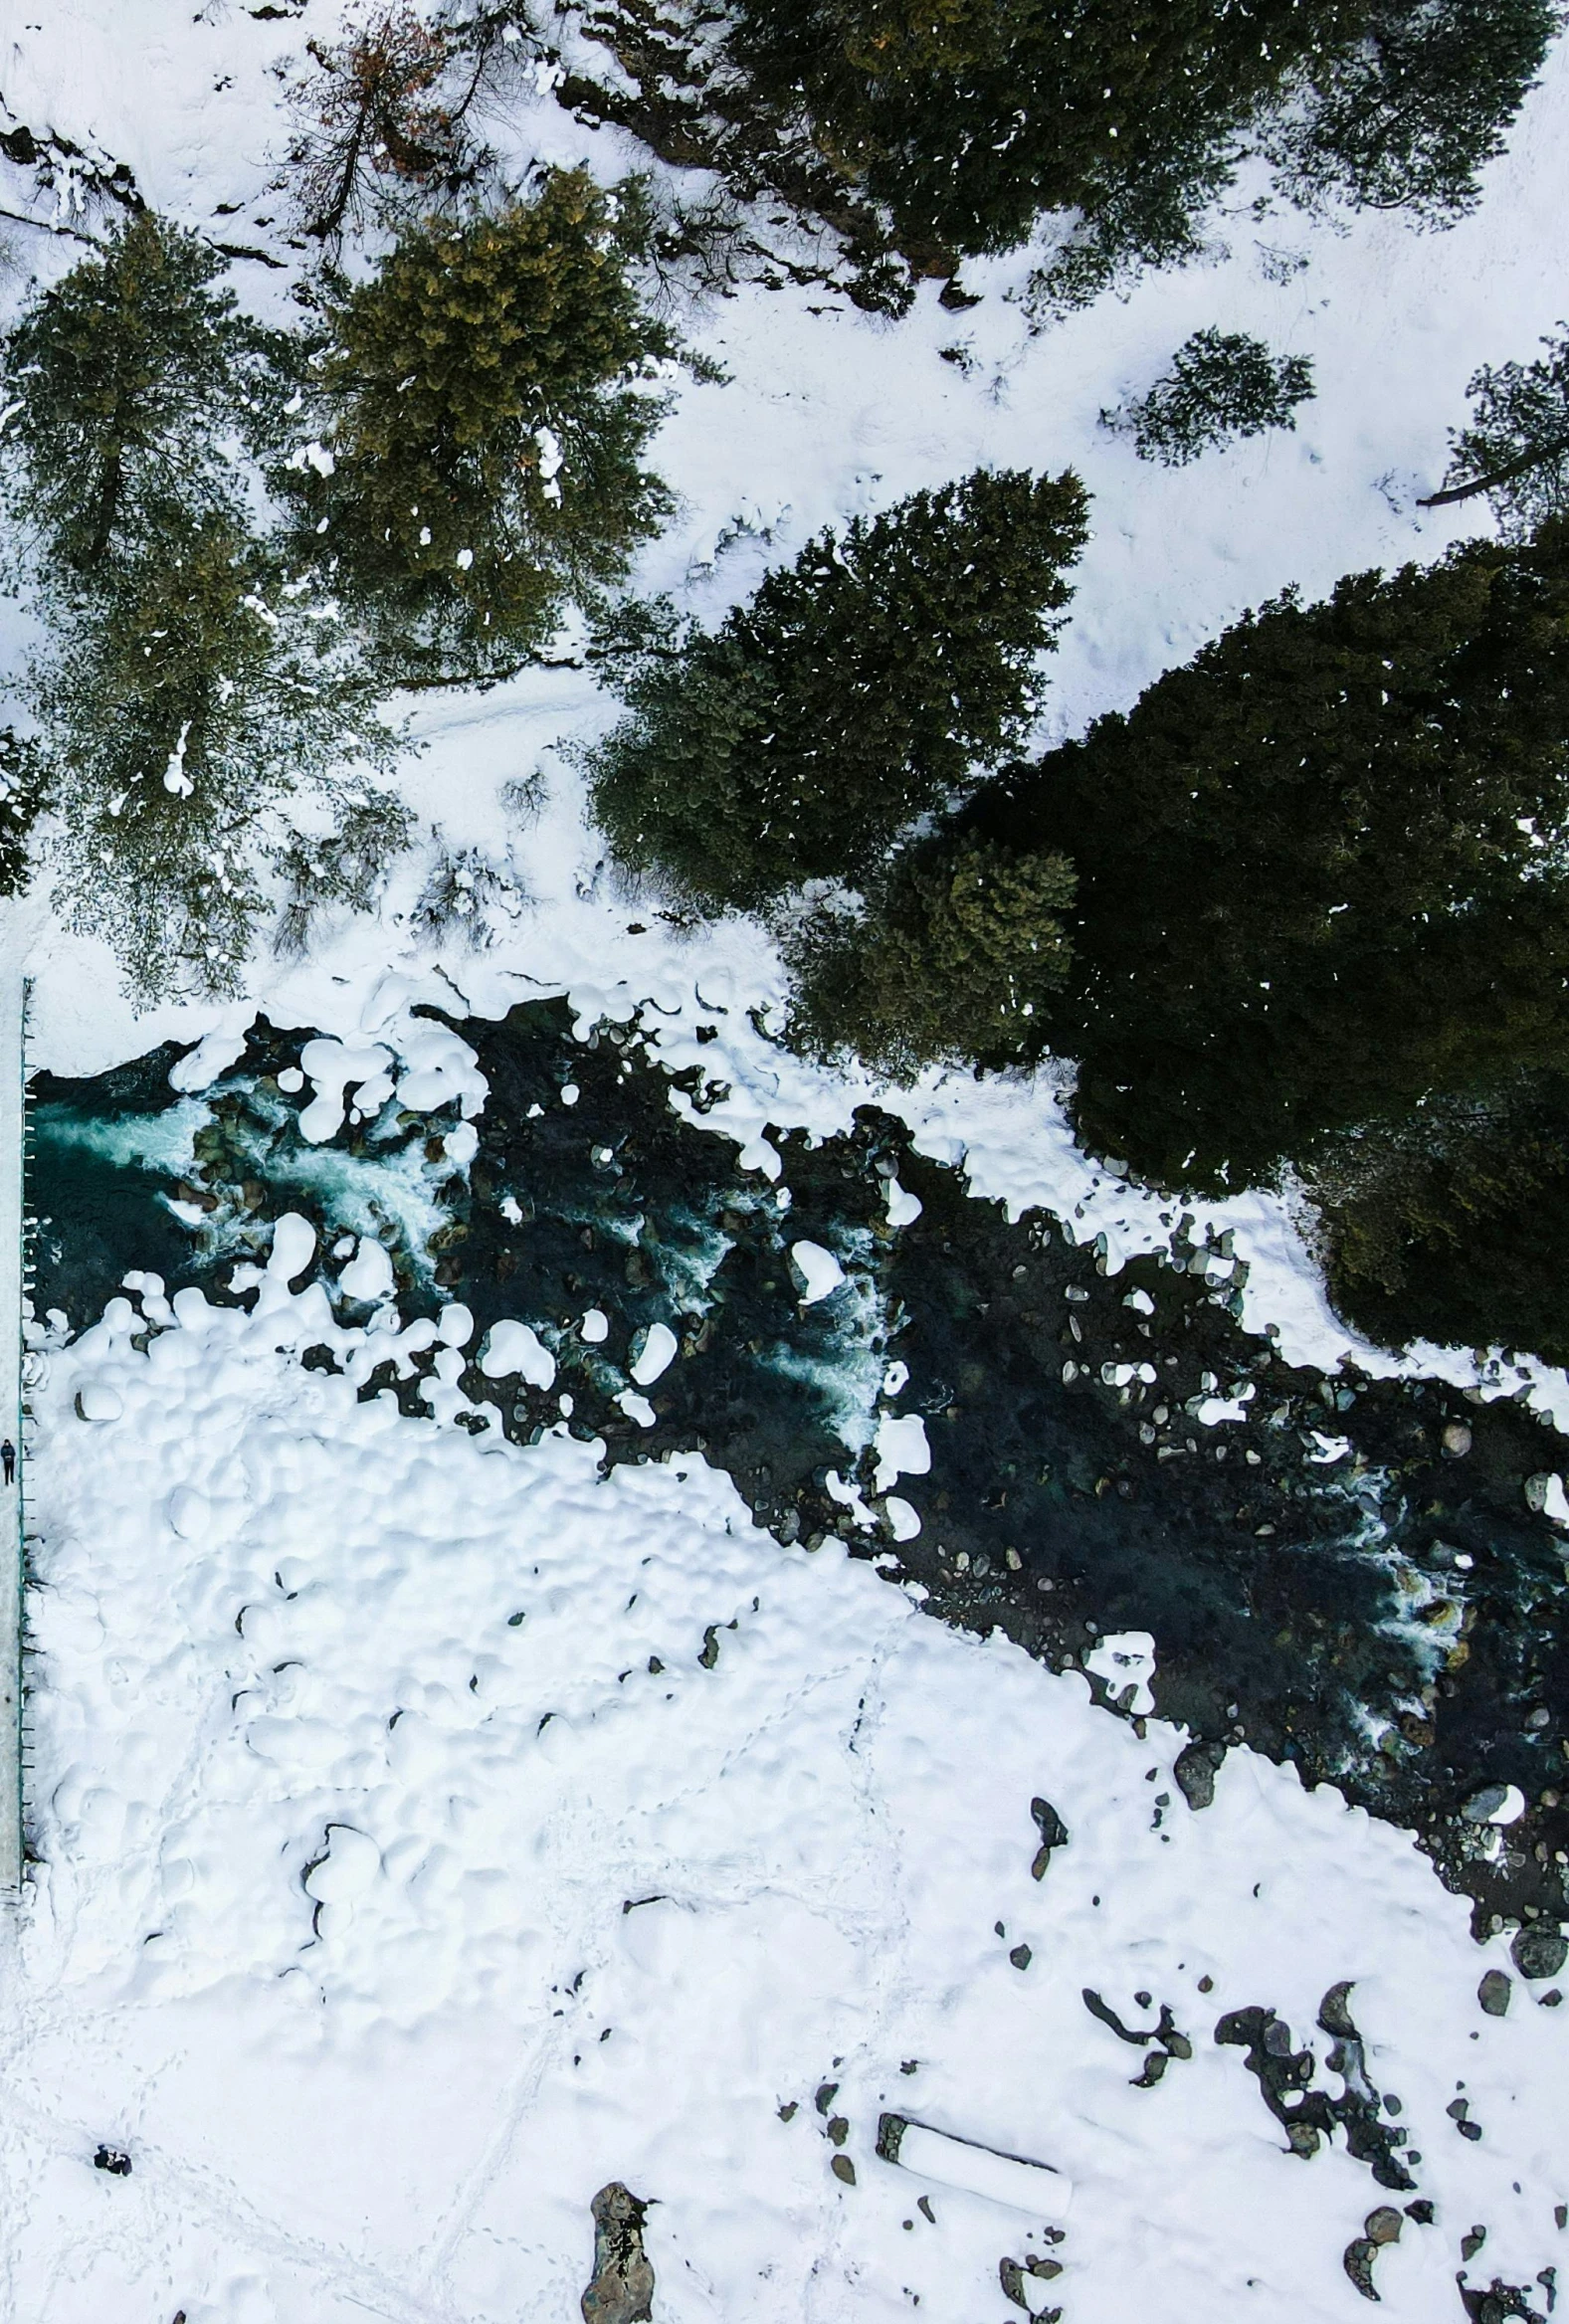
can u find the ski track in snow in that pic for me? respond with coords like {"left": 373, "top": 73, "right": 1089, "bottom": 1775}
{"left": 0, "top": 1237, "right": 1558, "bottom": 2321}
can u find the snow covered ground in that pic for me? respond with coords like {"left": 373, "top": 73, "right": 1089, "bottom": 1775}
{"left": 2, "top": 6, "right": 1569, "bottom": 2319}
{"left": 3, "top": 1233, "right": 1564, "bottom": 2324}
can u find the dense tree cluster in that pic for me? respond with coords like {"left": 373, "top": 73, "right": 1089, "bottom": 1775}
{"left": 536, "top": 0, "right": 1560, "bottom": 308}
{"left": 785, "top": 836, "right": 1077, "bottom": 1080}
{"left": 0, "top": 171, "right": 686, "bottom": 989}
{"left": 756, "top": 499, "right": 1569, "bottom": 1362}
{"left": 2, "top": 25, "right": 1566, "bottom": 1372}
{"left": 0, "top": 214, "right": 411, "bottom": 995}
{"left": 1307, "top": 1073, "right": 1569, "bottom": 1363}
{"left": 586, "top": 468, "right": 1089, "bottom": 910}
{"left": 952, "top": 522, "right": 1569, "bottom": 1188}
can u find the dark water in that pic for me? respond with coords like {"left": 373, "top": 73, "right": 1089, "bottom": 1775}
{"left": 30, "top": 1004, "right": 1569, "bottom": 1936}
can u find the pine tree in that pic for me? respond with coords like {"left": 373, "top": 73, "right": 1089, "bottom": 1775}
{"left": 0, "top": 211, "right": 290, "bottom": 574}
{"left": 1101, "top": 328, "right": 1314, "bottom": 465}
{"left": 554, "top": 0, "right": 1556, "bottom": 307}
{"left": 961, "top": 519, "right": 1569, "bottom": 1187}
{"left": 280, "top": 171, "right": 684, "bottom": 684}
{"left": 1422, "top": 324, "right": 1569, "bottom": 531}
{"left": 29, "top": 516, "right": 408, "bottom": 1000}
{"left": 726, "top": 0, "right": 1342, "bottom": 266}
{"left": 786, "top": 836, "right": 1076, "bottom": 1080}
{"left": 587, "top": 467, "right": 1089, "bottom": 911}
{"left": 0, "top": 730, "right": 48, "bottom": 898}
{"left": 1309, "top": 1071, "right": 1569, "bottom": 1364}
{"left": 1270, "top": 0, "right": 1559, "bottom": 224}
{"left": 0, "top": 210, "right": 412, "bottom": 991}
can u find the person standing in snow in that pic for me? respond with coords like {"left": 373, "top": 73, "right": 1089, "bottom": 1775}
{"left": 1, "top": 1441, "right": 15, "bottom": 1486}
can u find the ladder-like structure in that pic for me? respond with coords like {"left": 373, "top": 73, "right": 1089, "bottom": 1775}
{"left": 0, "top": 974, "right": 27, "bottom": 1893}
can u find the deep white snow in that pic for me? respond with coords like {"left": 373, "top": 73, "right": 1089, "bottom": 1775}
{"left": 6, "top": 1238, "right": 1565, "bottom": 2323}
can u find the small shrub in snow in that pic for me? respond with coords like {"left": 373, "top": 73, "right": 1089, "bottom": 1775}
{"left": 586, "top": 467, "right": 1088, "bottom": 912}
{"left": 273, "top": 796, "right": 414, "bottom": 959}
{"left": 410, "top": 843, "right": 527, "bottom": 950}
{"left": 787, "top": 837, "right": 1076, "bottom": 1082}
{"left": 499, "top": 767, "right": 549, "bottom": 826}
{"left": 1101, "top": 328, "right": 1315, "bottom": 466}
{"left": 288, "top": 3, "right": 478, "bottom": 248}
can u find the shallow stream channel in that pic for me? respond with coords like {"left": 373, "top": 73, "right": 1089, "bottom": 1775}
{"left": 29, "top": 1002, "right": 1569, "bottom": 1954}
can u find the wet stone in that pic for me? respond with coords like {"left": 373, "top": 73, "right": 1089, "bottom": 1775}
{"left": 1510, "top": 1925, "right": 1568, "bottom": 1980}
{"left": 1342, "top": 2236, "right": 1380, "bottom": 2301}
{"left": 1030, "top": 1795, "right": 1070, "bottom": 1877}
{"left": 1173, "top": 1739, "right": 1225, "bottom": 1812}
{"left": 1478, "top": 1969, "right": 1512, "bottom": 2018}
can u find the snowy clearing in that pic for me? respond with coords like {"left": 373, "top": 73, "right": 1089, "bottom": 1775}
{"left": 3, "top": 1244, "right": 1563, "bottom": 2323}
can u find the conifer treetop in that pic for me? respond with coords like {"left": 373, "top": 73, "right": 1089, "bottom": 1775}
{"left": 1, "top": 210, "right": 289, "bottom": 574}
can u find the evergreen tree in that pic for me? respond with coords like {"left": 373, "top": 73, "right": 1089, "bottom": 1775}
{"left": 587, "top": 467, "right": 1089, "bottom": 911}
{"left": 0, "top": 211, "right": 289, "bottom": 574}
{"left": 725, "top": 0, "right": 1342, "bottom": 266}
{"left": 960, "top": 520, "right": 1569, "bottom": 1187}
{"left": 281, "top": 171, "right": 684, "bottom": 684}
{"left": 1423, "top": 323, "right": 1569, "bottom": 531}
{"left": 29, "top": 516, "right": 408, "bottom": 1000}
{"left": 1271, "top": 0, "right": 1560, "bottom": 223}
{"left": 786, "top": 836, "right": 1076, "bottom": 1080}
{"left": 551, "top": 0, "right": 1556, "bottom": 306}
{"left": 0, "top": 729, "right": 48, "bottom": 898}
{"left": 1101, "top": 327, "right": 1315, "bottom": 465}
{"left": 0, "top": 210, "right": 414, "bottom": 991}
{"left": 1309, "top": 1071, "right": 1569, "bottom": 1364}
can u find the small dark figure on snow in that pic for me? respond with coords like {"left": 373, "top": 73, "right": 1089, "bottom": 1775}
{"left": 1, "top": 1441, "right": 14, "bottom": 1486}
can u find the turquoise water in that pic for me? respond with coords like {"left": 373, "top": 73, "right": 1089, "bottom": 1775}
{"left": 28, "top": 1001, "right": 1569, "bottom": 1937}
